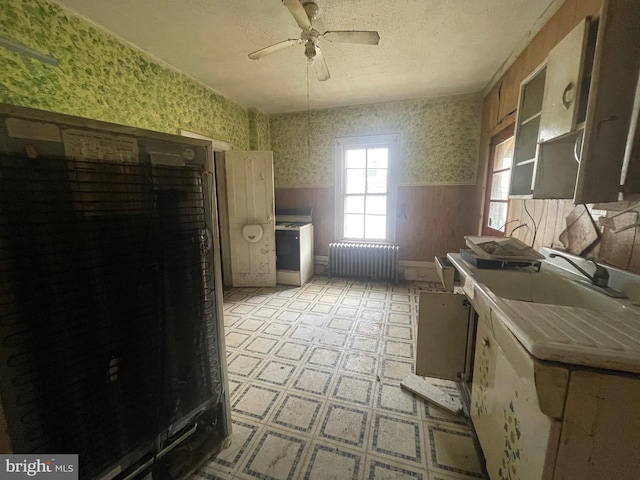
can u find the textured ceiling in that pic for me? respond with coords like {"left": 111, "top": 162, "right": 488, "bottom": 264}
{"left": 53, "top": 0, "right": 560, "bottom": 114}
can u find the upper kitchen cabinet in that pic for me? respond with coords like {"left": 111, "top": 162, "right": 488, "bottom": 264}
{"left": 576, "top": 0, "right": 640, "bottom": 203}
{"left": 509, "top": 64, "right": 547, "bottom": 197}
{"left": 510, "top": 0, "right": 640, "bottom": 202}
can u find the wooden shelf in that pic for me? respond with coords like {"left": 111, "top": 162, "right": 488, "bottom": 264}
{"left": 516, "top": 158, "right": 536, "bottom": 166}
{"left": 520, "top": 111, "right": 542, "bottom": 127}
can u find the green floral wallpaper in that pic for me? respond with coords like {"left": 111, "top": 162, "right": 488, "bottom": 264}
{"left": 248, "top": 107, "right": 271, "bottom": 151}
{"left": 0, "top": 0, "right": 250, "bottom": 148}
{"left": 270, "top": 93, "right": 482, "bottom": 187}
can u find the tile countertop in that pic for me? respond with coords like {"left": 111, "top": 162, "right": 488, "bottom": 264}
{"left": 447, "top": 248, "right": 640, "bottom": 374}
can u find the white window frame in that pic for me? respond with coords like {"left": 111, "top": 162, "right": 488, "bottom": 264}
{"left": 334, "top": 134, "right": 400, "bottom": 243}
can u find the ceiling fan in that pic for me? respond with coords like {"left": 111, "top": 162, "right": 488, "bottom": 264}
{"left": 248, "top": 0, "right": 380, "bottom": 81}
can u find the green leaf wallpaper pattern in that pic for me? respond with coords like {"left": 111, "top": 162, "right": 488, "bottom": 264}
{"left": 0, "top": 0, "right": 250, "bottom": 149}
{"left": 270, "top": 92, "right": 482, "bottom": 187}
{"left": 248, "top": 107, "right": 271, "bottom": 150}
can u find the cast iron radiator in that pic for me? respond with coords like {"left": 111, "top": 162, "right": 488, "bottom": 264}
{"left": 328, "top": 242, "right": 400, "bottom": 283}
{"left": 0, "top": 156, "right": 223, "bottom": 479}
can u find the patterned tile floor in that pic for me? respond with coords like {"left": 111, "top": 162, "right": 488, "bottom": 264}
{"left": 192, "top": 276, "right": 487, "bottom": 480}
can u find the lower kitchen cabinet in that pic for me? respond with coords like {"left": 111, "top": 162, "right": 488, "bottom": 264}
{"left": 470, "top": 313, "right": 564, "bottom": 480}
{"left": 470, "top": 311, "right": 640, "bottom": 479}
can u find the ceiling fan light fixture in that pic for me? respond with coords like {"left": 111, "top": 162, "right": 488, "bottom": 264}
{"left": 304, "top": 40, "right": 316, "bottom": 59}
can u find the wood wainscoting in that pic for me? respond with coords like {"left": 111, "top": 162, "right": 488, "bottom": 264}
{"left": 275, "top": 185, "right": 477, "bottom": 262}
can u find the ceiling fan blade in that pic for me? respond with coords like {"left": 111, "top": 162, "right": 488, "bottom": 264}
{"left": 313, "top": 45, "right": 330, "bottom": 81}
{"left": 282, "top": 0, "right": 312, "bottom": 31}
{"left": 322, "top": 30, "right": 380, "bottom": 45}
{"left": 248, "top": 38, "right": 301, "bottom": 60}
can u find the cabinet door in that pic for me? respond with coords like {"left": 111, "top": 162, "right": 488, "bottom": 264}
{"left": 416, "top": 292, "right": 469, "bottom": 382}
{"left": 538, "top": 19, "right": 589, "bottom": 143}
{"left": 471, "top": 315, "right": 561, "bottom": 480}
{"left": 576, "top": 0, "right": 640, "bottom": 203}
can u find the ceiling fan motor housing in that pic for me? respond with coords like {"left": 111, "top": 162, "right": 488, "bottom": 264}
{"left": 302, "top": 2, "right": 319, "bottom": 22}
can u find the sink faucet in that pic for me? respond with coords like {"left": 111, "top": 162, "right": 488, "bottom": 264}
{"left": 548, "top": 253, "right": 609, "bottom": 288}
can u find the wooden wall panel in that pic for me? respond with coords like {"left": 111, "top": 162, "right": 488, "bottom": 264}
{"left": 276, "top": 185, "right": 477, "bottom": 262}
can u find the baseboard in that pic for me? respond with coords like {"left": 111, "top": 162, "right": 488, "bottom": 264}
{"left": 314, "top": 255, "right": 438, "bottom": 282}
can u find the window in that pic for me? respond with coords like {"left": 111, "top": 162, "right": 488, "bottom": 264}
{"left": 335, "top": 134, "right": 399, "bottom": 242}
{"left": 483, "top": 127, "right": 514, "bottom": 236}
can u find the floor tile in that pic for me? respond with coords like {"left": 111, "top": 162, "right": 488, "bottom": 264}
{"left": 274, "top": 341, "right": 309, "bottom": 362}
{"left": 212, "top": 420, "right": 260, "bottom": 469}
{"left": 227, "top": 354, "right": 264, "bottom": 378}
{"left": 332, "top": 374, "right": 374, "bottom": 407}
{"left": 424, "top": 403, "right": 469, "bottom": 428}
{"left": 302, "top": 442, "right": 363, "bottom": 480}
{"left": 292, "top": 367, "right": 334, "bottom": 396}
{"left": 316, "top": 329, "right": 348, "bottom": 347}
{"left": 310, "top": 303, "right": 334, "bottom": 314}
{"left": 427, "top": 425, "right": 484, "bottom": 478}
{"left": 319, "top": 403, "right": 369, "bottom": 448}
{"left": 349, "top": 336, "right": 380, "bottom": 354}
{"left": 326, "top": 317, "right": 354, "bottom": 332}
{"left": 379, "top": 358, "right": 414, "bottom": 381}
{"left": 232, "top": 384, "right": 281, "bottom": 421}
{"left": 383, "top": 340, "right": 414, "bottom": 359}
{"left": 276, "top": 310, "right": 300, "bottom": 322}
{"left": 225, "top": 331, "right": 252, "bottom": 349}
{"left": 271, "top": 393, "right": 323, "bottom": 434}
{"left": 244, "top": 336, "right": 279, "bottom": 355}
{"left": 364, "top": 457, "right": 426, "bottom": 480}
{"left": 235, "top": 318, "right": 264, "bottom": 333}
{"left": 317, "top": 294, "right": 341, "bottom": 305}
{"left": 228, "top": 378, "right": 243, "bottom": 399}
{"left": 376, "top": 383, "right": 418, "bottom": 417}
{"left": 307, "top": 346, "right": 342, "bottom": 369}
{"left": 360, "top": 309, "right": 384, "bottom": 322}
{"left": 355, "top": 322, "right": 383, "bottom": 337}
{"left": 388, "top": 312, "right": 412, "bottom": 325}
{"left": 241, "top": 429, "right": 307, "bottom": 480}
{"left": 385, "top": 324, "right": 413, "bottom": 340}
{"left": 341, "top": 352, "right": 377, "bottom": 376}
{"left": 253, "top": 307, "right": 278, "bottom": 319}
{"left": 370, "top": 413, "right": 422, "bottom": 463}
{"left": 255, "top": 360, "right": 297, "bottom": 387}
{"left": 262, "top": 322, "right": 291, "bottom": 337}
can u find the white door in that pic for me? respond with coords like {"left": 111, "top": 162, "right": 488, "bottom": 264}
{"left": 225, "top": 150, "right": 276, "bottom": 287}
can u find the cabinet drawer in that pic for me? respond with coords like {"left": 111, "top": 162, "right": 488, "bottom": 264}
{"left": 435, "top": 256, "right": 459, "bottom": 292}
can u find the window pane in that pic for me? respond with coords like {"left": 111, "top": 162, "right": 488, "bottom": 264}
{"left": 490, "top": 171, "right": 510, "bottom": 200}
{"left": 367, "top": 169, "right": 387, "bottom": 193}
{"left": 364, "top": 215, "right": 386, "bottom": 239}
{"left": 366, "top": 195, "right": 386, "bottom": 215}
{"left": 346, "top": 169, "right": 366, "bottom": 193}
{"left": 368, "top": 148, "right": 388, "bottom": 169}
{"left": 346, "top": 149, "right": 366, "bottom": 168}
{"left": 345, "top": 195, "right": 365, "bottom": 214}
{"left": 494, "top": 137, "right": 514, "bottom": 171}
{"left": 344, "top": 214, "right": 364, "bottom": 238}
{"left": 487, "top": 202, "right": 508, "bottom": 232}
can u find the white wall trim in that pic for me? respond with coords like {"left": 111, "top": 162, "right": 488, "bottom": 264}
{"left": 179, "top": 129, "right": 231, "bottom": 151}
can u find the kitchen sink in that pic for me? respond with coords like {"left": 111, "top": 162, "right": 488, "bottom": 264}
{"left": 471, "top": 267, "right": 627, "bottom": 312}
